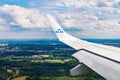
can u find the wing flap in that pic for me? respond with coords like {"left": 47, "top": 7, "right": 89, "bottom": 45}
{"left": 70, "top": 64, "right": 93, "bottom": 76}
{"left": 72, "top": 50, "right": 120, "bottom": 80}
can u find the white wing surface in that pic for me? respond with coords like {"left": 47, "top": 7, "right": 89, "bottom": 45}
{"left": 47, "top": 14, "right": 120, "bottom": 80}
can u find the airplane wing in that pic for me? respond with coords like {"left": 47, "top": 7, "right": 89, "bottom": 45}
{"left": 46, "top": 14, "right": 120, "bottom": 80}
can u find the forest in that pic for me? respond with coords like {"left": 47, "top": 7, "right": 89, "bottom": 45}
{"left": 0, "top": 39, "right": 106, "bottom": 80}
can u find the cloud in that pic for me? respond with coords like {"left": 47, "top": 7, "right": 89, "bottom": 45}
{"left": 0, "top": 5, "right": 49, "bottom": 31}
{"left": 57, "top": 0, "right": 120, "bottom": 7}
{"left": 0, "top": 5, "right": 52, "bottom": 38}
{"left": 1, "top": 0, "right": 120, "bottom": 39}
{"left": 46, "top": 0, "right": 120, "bottom": 38}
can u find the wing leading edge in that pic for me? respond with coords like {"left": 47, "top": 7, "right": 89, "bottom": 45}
{"left": 47, "top": 14, "right": 120, "bottom": 80}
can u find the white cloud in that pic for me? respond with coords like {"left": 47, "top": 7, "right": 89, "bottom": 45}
{"left": 57, "top": 0, "right": 120, "bottom": 7}
{"left": 1, "top": 0, "right": 120, "bottom": 39}
{"left": 0, "top": 5, "right": 49, "bottom": 30}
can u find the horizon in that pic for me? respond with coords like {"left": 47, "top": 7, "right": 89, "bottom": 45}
{"left": 1, "top": 38, "right": 120, "bottom": 40}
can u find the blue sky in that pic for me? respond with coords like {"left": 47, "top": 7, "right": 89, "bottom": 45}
{"left": 0, "top": 0, "right": 120, "bottom": 39}
{"left": 0, "top": 0, "right": 56, "bottom": 8}
{"left": 0, "top": 0, "right": 29, "bottom": 7}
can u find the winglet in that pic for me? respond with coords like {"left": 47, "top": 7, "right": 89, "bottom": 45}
{"left": 46, "top": 14, "right": 68, "bottom": 41}
{"left": 46, "top": 14, "right": 65, "bottom": 33}
{"left": 46, "top": 14, "right": 87, "bottom": 50}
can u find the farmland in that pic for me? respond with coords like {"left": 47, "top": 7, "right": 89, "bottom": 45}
{"left": 0, "top": 39, "right": 106, "bottom": 80}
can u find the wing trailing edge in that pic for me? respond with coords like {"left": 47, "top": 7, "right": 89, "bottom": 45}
{"left": 47, "top": 14, "right": 120, "bottom": 80}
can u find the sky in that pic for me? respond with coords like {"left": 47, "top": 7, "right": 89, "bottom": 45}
{"left": 0, "top": 0, "right": 120, "bottom": 39}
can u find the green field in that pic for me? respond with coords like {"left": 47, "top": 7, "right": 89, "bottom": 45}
{"left": 0, "top": 54, "right": 105, "bottom": 80}
{"left": 0, "top": 40, "right": 106, "bottom": 80}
